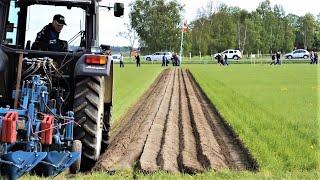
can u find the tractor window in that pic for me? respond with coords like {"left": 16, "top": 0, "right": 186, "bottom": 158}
{"left": 25, "top": 5, "right": 85, "bottom": 51}
{"left": 4, "top": 0, "right": 19, "bottom": 45}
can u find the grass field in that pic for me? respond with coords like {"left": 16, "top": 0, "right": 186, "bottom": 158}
{"left": 22, "top": 63, "right": 319, "bottom": 179}
{"left": 187, "top": 64, "right": 319, "bottom": 172}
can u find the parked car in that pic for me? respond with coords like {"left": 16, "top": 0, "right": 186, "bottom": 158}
{"left": 284, "top": 49, "right": 310, "bottom": 59}
{"left": 110, "top": 54, "right": 122, "bottom": 62}
{"left": 213, "top": 49, "right": 242, "bottom": 60}
{"left": 145, "top": 52, "right": 172, "bottom": 61}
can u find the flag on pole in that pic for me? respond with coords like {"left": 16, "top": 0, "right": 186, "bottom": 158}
{"left": 182, "top": 20, "right": 187, "bottom": 32}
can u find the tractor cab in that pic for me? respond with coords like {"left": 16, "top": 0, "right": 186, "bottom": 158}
{"left": 1, "top": 0, "right": 123, "bottom": 103}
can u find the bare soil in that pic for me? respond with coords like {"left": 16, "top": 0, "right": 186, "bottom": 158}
{"left": 94, "top": 68, "right": 258, "bottom": 174}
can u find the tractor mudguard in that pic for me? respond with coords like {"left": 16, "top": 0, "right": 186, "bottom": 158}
{"left": 74, "top": 54, "right": 111, "bottom": 77}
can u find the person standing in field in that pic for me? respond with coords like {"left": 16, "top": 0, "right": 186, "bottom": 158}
{"left": 313, "top": 52, "right": 318, "bottom": 64}
{"left": 270, "top": 53, "right": 276, "bottom": 65}
{"left": 162, "top": 54, "right": 167, "bottom": 67}
{"left": 135, "top": 53, "right": 141, "bottom": 67}
{"left": 310, "top": 51, "right": 314, "bottom": 64}
{"left": 172, "top": 53, "right": 178, "bottom": 66}
{"left": 215, "top": 53, "right": 222, "bottom": 66}
{"left": 276, "top": 52, "right": 281, "bottom": 65}
{"left": 120, "top": 53, "right": 124, "bottom": 68}
{"left": 224, "top": 53, "right": 229, "bottom": 66}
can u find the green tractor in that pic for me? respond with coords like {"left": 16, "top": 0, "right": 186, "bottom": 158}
{"left": 0, "top": 0, "right": 124, "bottom": 176}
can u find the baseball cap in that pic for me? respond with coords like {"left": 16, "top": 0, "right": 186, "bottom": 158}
{"left": 53, "top": 14, "right": 67, "bottom": 25}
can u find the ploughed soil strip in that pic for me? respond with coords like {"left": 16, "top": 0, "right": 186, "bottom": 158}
{"left": 94, "top": 68, "right": 258, "bottom": 173}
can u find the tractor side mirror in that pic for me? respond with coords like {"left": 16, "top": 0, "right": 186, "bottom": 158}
{"left": 114, "top": 3, "right": 124, "bottom": 17}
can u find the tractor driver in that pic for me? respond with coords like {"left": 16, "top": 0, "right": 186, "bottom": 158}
{"left": 31, "top": 14, "right": 68, "bottom": 51}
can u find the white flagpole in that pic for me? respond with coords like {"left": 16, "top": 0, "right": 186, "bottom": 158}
{"left": 179, "top": 29, "right": 184, "bottom": 66}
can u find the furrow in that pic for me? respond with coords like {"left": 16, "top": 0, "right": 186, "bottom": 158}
{"left": 139, "top": 68, "right": 176, "bottom": 172}
{"left": 179, "top": 68, "right": 204, "bottom": 173}
{"left": 116, "top": 69, "right": 176, "bottom": 169}
{"left": 161, "top": 68, "right": 181, "bottom": 173}
{"left": 182, "top": 69, "right": 228, "bottom": 170}
{"left": 187, "top": 70, "right": 259, "bottom": 171}
{"left": 94, "top": 70, "right": 170, "bottom": 171}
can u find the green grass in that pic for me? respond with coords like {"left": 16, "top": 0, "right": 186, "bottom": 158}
{"left": 22, "top": 64, "right": 319, "bottom": 179}
{"left": 185, "top": 64, "right": 319, "bottom": 173}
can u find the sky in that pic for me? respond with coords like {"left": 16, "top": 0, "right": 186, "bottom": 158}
{"left": 22, "top": 0, "right": 320, "bottom": 48}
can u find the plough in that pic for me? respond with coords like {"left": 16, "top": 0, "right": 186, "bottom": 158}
{"left": 0, "top": 58, "right": 81, "bottom": 179}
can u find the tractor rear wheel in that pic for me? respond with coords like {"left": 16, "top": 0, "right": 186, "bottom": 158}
{"left": 101, "top": 104, "right": 111, "bottom": 154}
{"left": 73, "top": 76, "right": 104, "bottom": 170}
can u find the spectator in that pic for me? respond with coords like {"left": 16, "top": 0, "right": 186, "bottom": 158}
{"left": 270, "top": 53, "right": 276, "bottom": 65}
{"left": 176, "top": 54, "right": 180, "bottom": 66}
{"left": 310, "top": 51, "right": 315, "bottom": 64}
{"left": 120, "top": 53, "right": 124, "bottom": 68}
{"left": 224, "top": 53, "right": 229, "bottom": 66}
{"left": 313, "top": 52, "right": 318, "bottom": 64}
{"left": 162, "top": 54, "right": 167, "bottom": 67}
{"left": 216, "top": 54, "right": 223, "bottom": 66}
{"left": 135, "top": 53, "right": 141, "bottom": 67}
{"left": 172, "top": 53, "right": 178, "bottom": 66}
{"left": 276, "top": 52, "right": 281, "bottom": 65}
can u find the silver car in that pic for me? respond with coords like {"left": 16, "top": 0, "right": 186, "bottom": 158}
{"left": 145, "top": 52, "right": 172, "bottom": 61}
{"left": 285, "top": 49, "right": 310, "bottom": 59}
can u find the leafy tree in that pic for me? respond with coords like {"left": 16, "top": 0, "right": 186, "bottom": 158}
{"left": 297, "top": 14, "right": 317, "bottom": 50}
{"left": 129, "top": 0, "right": 319, "bottom": 56}
{"left": 130, "top": 0, "right": 181, "bottom": 53}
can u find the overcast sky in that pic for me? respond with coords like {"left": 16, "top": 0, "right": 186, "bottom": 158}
{"left": 25, "top": 0, "right": 319, "bottom": 48}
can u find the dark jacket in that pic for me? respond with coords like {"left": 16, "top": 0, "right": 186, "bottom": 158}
{"left": 31, "top": 23, "right": 62, "bottom": 51}
{"left": 136, "top": 55, "right": 140, "bottom": 61}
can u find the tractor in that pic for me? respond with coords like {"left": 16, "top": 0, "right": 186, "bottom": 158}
{"left": 0, "top": 0, "right": 123, "bottom": 179}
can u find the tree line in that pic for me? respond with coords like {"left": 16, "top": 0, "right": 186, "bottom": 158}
{"left": 129, "top": 0, "right": 320, "bottom": 56}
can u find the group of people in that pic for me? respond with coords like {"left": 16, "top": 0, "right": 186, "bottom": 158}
{"left": 162, "top": 54, "right": 169, "bottom": 66}
{"left": 310, "top": 51, "right": 318, "bottom": 64}
{"left": 215, "top": 53, "right": 229, "bottom": 66}
{"left": 270, "top": 52, "right": 281, "bottom": 65}
{"left": 162, "top": 53, "right": 180, "bottom": 67}
{"left": 171, "top": 53, "right": 180, "bottom": 66}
